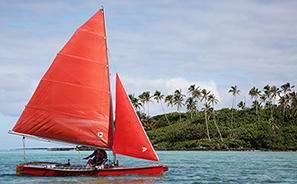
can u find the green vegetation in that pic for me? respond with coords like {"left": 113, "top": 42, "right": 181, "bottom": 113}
{"left": 129, "top": 83, "right": 297, "bottom": 150}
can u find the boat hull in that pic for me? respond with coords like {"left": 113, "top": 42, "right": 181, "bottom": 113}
{"left": 20, "top": 165, "right": 169, "bottom": 176}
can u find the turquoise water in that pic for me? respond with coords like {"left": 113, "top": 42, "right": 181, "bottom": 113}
{"left": 0, "top": 150, "right": 297, "bottom": 183}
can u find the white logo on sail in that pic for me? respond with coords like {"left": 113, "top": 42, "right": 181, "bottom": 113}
{"left": 142, "top": 147, "right": 147, "bottom": 152}
{"left": 98, "top": 132, "right": 103, "bottom": 137}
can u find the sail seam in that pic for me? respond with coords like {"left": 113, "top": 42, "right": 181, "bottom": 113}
{"left": 61, "top": 27, "right": 106, "bottom": 64}
{"left": 25, "top": 105, "right": 108, "bottom": 121}
{"left": 57, "top": 53, "right": 107, "bottom": 66}
{"left": 41, "top": 79, "right": 110, "bottom": 93}
{"left": 79, "top": 27, "right": 105, "bottom": 37}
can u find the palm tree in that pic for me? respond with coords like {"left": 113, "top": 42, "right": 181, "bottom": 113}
{"left": 186, "top": 97, "right": 196, "bottom": 119}
{"left": 137, "top": 111, "right": 152, "bottom": 130}
{"left": 154, "top": 90, "right": 170, "bottom": 125}
{"left": 208, "top": 94, "right": 223, "bottom": 142}
{"left": 260, "top": 94, "right": 268, "bottom": 109}
{"left": 165, "top": 95, "right": 174, "bottom": 113}
{"left": 280, "top": 82, "right": 295, "bottom": 118}
{"left": 228, "top": 85, "right": 240, "bottom": 127}
{"left": 270, "top": 85, "right": 281, "bottom": 118}
{"left": 201, "top": 89, "right": 211, "bottom": 141}
{"left": 202, "top": 102, "right": 211, "bottom": 142}
{"left": 265, "top": 101, "right": 272, "bottom": 109}
{"left": 289, "top": 91, "right": 297, "bottom": 117}
{"left": 173, "top": 89, "right": 185, "bottom": 123}
{"left": 281, "top": 82, "right": 294, "bottom": 95}
{"left": 188, "top": 84, "right": 196, "bottom": 97}
{"left": 249, "top": 86, "right": 261, "bottom": 121}
{"left": 139, "top": 91, "right": 153, "bottom": 116}
{"left": 278, "top": 94, "right": 290, "bottom": 119}
{"left": 188, "top": 84, "right": 201, "bottom": 116}
{"left": 251, "top": 100, "right": 261, "bottom": 108}
{"left": 237, "top": 101, "right": 246, "bottom": 110}
{"left": 263, "top": 84, "right": 272, "bottom": 117}
{"left": 138, "top": 93, "right": 146, "bottom": 113}
{"left": 129, "top": 94, "right": 142, "bottom": 111}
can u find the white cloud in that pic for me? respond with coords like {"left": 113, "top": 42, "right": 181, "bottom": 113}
{"left": 118, "top": 74, "right": 220, "bottom": 115}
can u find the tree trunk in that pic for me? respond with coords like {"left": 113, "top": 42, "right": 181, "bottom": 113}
{"left": 179, "top": 106, "right": 181, "bottom": 123}
{"left": 161, "top": 101, "right": 170, "bottom": 125}
{"left": 212, "top": 102, "right": 223, "bottom": 142}
{"left": 196, "top": 103, "right": 199, "bottom": 117}
{"left": 283, "top": 105, "right": 286, "bottom": 119}
{"left": 231, "top": 108, "right": 234, "bottom": 127}
{"left": 256, "top": 101, "right": 259, "bottom": 122}
{"left": 231, "top": 96, "right": 235, "bottom": 127}
{"left": 214, "top": 118, "right": 223, "bottom": 142}
{"left": 270, "top": 99, "right": 273, "bottom": 119}
{"left": 204, "top": 100, "right": 211, "bottom": 142}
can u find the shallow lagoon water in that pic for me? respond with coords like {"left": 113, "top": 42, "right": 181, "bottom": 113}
{"left": 0, "top": 150, "right": 296, "bottom": 183}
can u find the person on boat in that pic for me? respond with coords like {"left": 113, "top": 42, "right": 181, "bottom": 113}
{"left": 84, "top": 149, "right": 107, "bottom": 168}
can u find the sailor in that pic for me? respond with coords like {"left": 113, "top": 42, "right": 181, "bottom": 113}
{"left": 84, "top": 149, "right": 107, "bottom": 168}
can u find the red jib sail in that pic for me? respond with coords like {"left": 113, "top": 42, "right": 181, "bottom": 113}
{"left": 113, "top": 73, "right": 159, "bottom": 161}
{"left": 11, "top": 9, "right": 113, "bottom": 148}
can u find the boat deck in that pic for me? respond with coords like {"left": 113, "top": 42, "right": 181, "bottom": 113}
{"left": 19, "top": 164, "right": 168, "bottom": 176}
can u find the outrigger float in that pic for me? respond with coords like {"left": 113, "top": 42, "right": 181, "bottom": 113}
{"left": 9, "top": 6, "right": 168, "bottom": 176}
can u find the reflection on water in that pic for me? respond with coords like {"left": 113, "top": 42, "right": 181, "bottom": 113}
{"left": 16, "top": 175, "right": 162, "bottom": 184}
{"left": 73, "top": 176, "right": 160, "bottom": 184}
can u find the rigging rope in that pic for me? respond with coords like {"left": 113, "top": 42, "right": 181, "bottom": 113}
{"left": 107, "top": 48, "right": 118, "bottom": 73}
{"left": 77, "top": 147, "right": 84, "bottom": 167}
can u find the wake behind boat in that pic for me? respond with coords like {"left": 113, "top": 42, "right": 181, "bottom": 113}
{"left": 9, "top": 6, "right": 168, "bottom": 176}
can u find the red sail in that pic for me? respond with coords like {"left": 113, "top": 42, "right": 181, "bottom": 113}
{"left": 11, "top": 10, "right": 113, "bottom": 148}
{"left": 113, "top": 73, "right": 159, "bottom": 161}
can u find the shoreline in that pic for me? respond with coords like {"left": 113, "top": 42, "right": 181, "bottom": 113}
{"left": 155, "top": 147, "right": 297, "bottom": 152}
{"left": 1, "top": 147, "right": 296, "bottom": 152}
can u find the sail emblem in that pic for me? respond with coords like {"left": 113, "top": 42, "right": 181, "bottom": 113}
{"left": 98, "top": 132, "right": 103, "bottom": 137}
{"left": 142, "top": 147, "right": 147, "bottom": 152}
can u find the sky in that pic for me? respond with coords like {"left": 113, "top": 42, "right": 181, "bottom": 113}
{"left": 1, "top": 0, "right": 297, "bottom": 149}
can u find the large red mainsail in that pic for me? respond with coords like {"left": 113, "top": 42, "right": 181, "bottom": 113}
{"left": 113, "top": 73, "right": 159, "bottom": 161}
{"left": 11, "top": 10, "right": 113, "bottom": 148}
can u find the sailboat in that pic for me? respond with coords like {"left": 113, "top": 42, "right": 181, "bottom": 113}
{"left": 9, "top": 6, "right": 168, "bottom": 176}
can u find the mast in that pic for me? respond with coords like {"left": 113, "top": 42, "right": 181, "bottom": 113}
{"left": 102, "top": 5, "right": 117, "bottom": 163}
